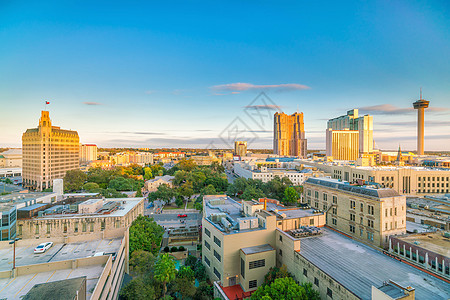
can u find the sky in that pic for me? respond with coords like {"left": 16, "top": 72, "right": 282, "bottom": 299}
{"left": 1, "top": 1, "right": 449, "bottom": 151}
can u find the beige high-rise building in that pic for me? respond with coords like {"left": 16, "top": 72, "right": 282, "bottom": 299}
{"left": 273, "top": 112, "right": 307, "bottom": 158}
{"left": 234, "top": 141, "right": 247, "bottom": 157}
{"left": 326, "top": 109, "right": 373, "bottom": 160}
{"left": 80, "top": 144, "right": 98, "bottom": 163}
{"left": 22, "top": 111, "right": 80, "bottom": 191}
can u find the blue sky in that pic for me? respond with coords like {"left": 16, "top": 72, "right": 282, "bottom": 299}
{"left": 1, "top": 1, "right": 449, "bottom": 150}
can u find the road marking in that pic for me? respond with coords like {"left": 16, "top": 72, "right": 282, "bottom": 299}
{"left": 15, "top": 273, "right": 37, "bottom": 297}
{"left": 66, "top": 269, "right": 74, "bottom": 279}
{"left": 0, "top": 277, "right": 16, "bottom": 294}
{"left": 46, "top": 270, "right": 56, "bottom": 282}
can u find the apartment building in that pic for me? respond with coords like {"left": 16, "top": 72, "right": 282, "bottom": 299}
{"left": 22, "top": 111, "right": 80, "bottom": 191}
{"left": 303, "top": 177, "right": 406, "bottom": 248}
{"left": 273, "top": 112, "right": 307, "bottom": 158}
{"left": 80, "top": 144, "right": 98, "bottom": 163}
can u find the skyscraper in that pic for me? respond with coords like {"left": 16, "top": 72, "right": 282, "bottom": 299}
{"left": 273, "top": 112, "right": 307, "bottom": 158}
{"left": 326, "top": 109, "right": 373, "bottom": 161}
{"left": 80, "top": 144, "right": 98, "bottom": 163}
{"left": 22, "top": 111, "right": 80, "bottom": 191}
{"left": 234, "top": 141, "right": 247, "bottom": 157}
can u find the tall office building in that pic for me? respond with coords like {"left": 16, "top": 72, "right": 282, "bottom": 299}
{"left": 326, "top": 109, "right": 373, "bottom": 160}
{"left": 273, "top": 112, "right": 307, "bottom": 158}
{"left": 234, "top": 141, "right": 247, "bottom": 157}
{"left": 22, "top": 111, "right": 80, "bottom": 191}
{"left": 80, "top": 144, "right": 98, "bottom": 163}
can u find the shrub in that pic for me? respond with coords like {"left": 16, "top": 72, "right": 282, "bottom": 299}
{"left": 164, "top": 246, "right": 170, "bottom": 252}
{"left": 178, "top": 246, "right": 186, "bottom": 251}
{"left": 170, "top": 246, "right": 178, "bottom": 252}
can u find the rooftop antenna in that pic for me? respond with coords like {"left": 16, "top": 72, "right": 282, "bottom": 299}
{"left": 420, "top": 87, "right": 422, "bottom": 100}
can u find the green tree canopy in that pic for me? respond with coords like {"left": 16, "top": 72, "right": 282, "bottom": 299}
{"left": 251, "top": 277, "right": 307, "bottom": 300}
{"left": 283, "top": 186, "right": 300, "bottom": 205}
{"left": 129, "top": 216, "right": 164, "bottom": 255}
{"left": 82, "top": 182, "right": 99, "bottom": 191}
{"left": 154, "top": 254, "right": 177, "bottom": 298}
{"left": 63, "top": 170, "right": 87, "bottom": 192}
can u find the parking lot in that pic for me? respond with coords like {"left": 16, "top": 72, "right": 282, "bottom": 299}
{"left": 150, "top": 211, "right": 201, "bottom": 230}
{"left": 0, "top": 238, "right": 122, "bottom": 272}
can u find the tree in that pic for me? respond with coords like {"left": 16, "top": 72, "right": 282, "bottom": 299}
{"left": 144, "top": 167, "right": 153, "bottom": 180}
{"left": 178, "top": 159, "right": 196, "bottom": 172}
{"left": 263, "top": 266, "right": 291, "bottom": 286}
{"left": 129, "top": 250, "right": 155, "bottom": 277}
{"left": 241, "top": 186, "right": 265, "bottom": 201}
{"left": 175, "top": 195, "right": 184, "bottom": 207}
{"left": 201, "top": 184, "right": 216, "bottom": 195}
{"left": 82, "top": 182, "right": 99, "bottom": 191}
{"left": 129, "top": 216, "right": 164, "bottom": 255}
{"left": 300, "top": 282, "right": 321, "bottom": 300}
{"left": 283, "top": 187, "right": 300, "bottom": 205}
{"left": 251, "top": 277, "right": 307, "bottom": 300}
{"left": 64, "top": 170, "right": 87, "bottom": 192}
{"left": 120, "top": 276, "right": 156, "bottom": 300}
{"left": 149, "top": 184, "right": 175, "bottom": 204}
{"left": 108, "top": 176, "right": 134, "bottom": 191}
{"left": 194, "top": 281, "right": 214, "bottom": 300}
{"left": 173, "top": 266, "right": 196, "bottom": 299}
{"left": 194, "top": 261, "right": 207, "bottom": 281}
{"left": 154, "top": 254, "right": 177, "bottom": 298}
{"left": 178, "top": 266, "right": 195, "bottom": 281}
{"left": 185, "top": 255, "right": 198, "bottom": 269}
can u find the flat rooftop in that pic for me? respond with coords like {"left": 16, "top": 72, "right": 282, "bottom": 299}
{"left": 396, "top": 232, "right": 450, "bottom": 258}
{"left": 0, "top": 192, "right": 56, "bottom": 212}
{"left": 305, "top": 177, "right": 400, "bottom": 199}
{"left": 0, "top": 238, "right": 122, "bottom": 272}
{"left": 298, "top": 228, "right": 450, "bottom": 299}
{"left": 241, "top": 244, "right": 274, "bottom": 255}
{"left": 276, "top": 208, "right": 323, "bottom": 219}
{"left": 204, "top": 195, "right": 243, "bottom": 222}
{"left": 0, "top": 264, "right": 103, "bottom": 299}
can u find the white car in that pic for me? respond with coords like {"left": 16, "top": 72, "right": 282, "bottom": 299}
{"left": 34, "top": 242, "right": 53, "bottom": 254}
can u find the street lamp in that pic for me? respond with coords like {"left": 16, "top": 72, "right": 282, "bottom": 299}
{"left": 9, "top": 238, "right": 20, "bottom": 270}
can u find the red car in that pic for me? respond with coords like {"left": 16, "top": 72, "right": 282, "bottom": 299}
{"left": 177, "top": 214, "right": 187, "bottom": 218}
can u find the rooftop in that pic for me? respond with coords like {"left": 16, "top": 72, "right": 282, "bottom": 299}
{"left": 395, "top": 232, "right": 450, "bottom": 258}
{"left": 241, "top": 244, "right": 274, "bottom": 255}
{"left": 23, "top": 276, "right": 86, "bottom": 300}
{"left": 305, "top": 177, "right": 401, "bottom": 199}
{"left": 298, "top": 228, "right": 450, "bottom": 299}
{"left": 276, "top": 208, "right": 323, "bottom": 219}
{"left": 0, "top": 192, "right": 56, "bottom": 213}
{"left": 0, "top": 237, "right": 122, "bottom": 272}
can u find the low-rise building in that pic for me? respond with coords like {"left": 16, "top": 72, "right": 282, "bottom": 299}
{"left": 16, "top": 197, "right": 144, "bottom": 239}
{"left": 233, "top": 162, "right": 307, "bottom": 185}
{"left": 303, "top": 177, "right": 406, "bottom": 248}
{"left": 144, "top": 175, "right": 175, "bottom": 192}
{"left": 0, "top": 149, "right": 22, "bottom": 168}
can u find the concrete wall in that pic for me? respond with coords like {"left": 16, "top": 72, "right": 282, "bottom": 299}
{"left": 239, "top": 249, "right": 276, "bottom": 292}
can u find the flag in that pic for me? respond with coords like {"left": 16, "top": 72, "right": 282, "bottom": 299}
{"left": 45, "top": 101, "right": 50, "bottom": 104}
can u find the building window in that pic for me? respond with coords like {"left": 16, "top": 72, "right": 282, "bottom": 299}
{"left": 303, "top": 268, "right": 307, "bottom": 277}
{"left": 310, "top": 219, "right": 314, "bottom": 225}
{"left": 249, "top": 280, "right": 257, "bottom": 289}
{"left": 205, "top": 228, "right": 211, "bottom": 237}
{"left": 350, "top": 213, "right": 355, "bottom": 221}
{"left": 35, "top": 224, "right": 39, "bottom": 235}
{"left": 213, "top": 268, "right": 221, "bottom": 280}
{"left": 82, "top": 223, "right": 87, "bottom": 232}
{"left": 74, "top": 223, "right": 78, "bottom": 233}
{"left": 18, "top": 225, "right": 23, "bottom": 236}
{"left": 332, "top": 218, "right": 337, "bottom": 225}
{"left": 327, "top": 288, "right": 333, "bottom": 298}
{"left": 214, "top": 236, "right": 221, "bottom": 247}
{"left": 279, "top": 249, "right": 283, "bottom": 256}
{"left": 332, "top": 196, "right": 337, "bottom": 204}
{"left": 46, "top": 224, "right": 50, "bottom": 234}
{"left": 394, "top": 207, "right": 397, "bottom": 216}
{"left": 332, "top": 207, "right": 337, "bottom": 215}
{"left": 314, "top": 277, "right": 319, "bottom": 286}
{"left": 368, "top": 205, "right": 374, "bottom": 215}
{"left": 314, "top": 191, "right": 319, "bottom": 199}
{"left": 205, "top": 241, "right": 211, "bottom": 250}
{"left": 360, "top": 229, "right": 364, "bottom": 237}
{"left": 367, "top": 219, "right": 374, "bottom": 228}
{"left": 249, "top": 259, "right": 265, "bottom": 269}
{"left": 323, "top": 193, "right": 328, "bottom": 201}
{"left": 90, "top": 223, "right": 94, "bottom": 232}
{"left": 367, "top": 232, "right": 374, "bottom": 241}
{"left": 204, "top": 256, "right": 210, "bottom": 267}
{"left": 214, "top": 250, "right": 221, "bottom": 262}
{"left": 241, "top": 258, "right": 245, "bottom": 279}
{"left": 360, "top": 203, "right": 363, "bottom": 212}
{"left": 323, "top": 204, "right": 327, "bottom": 210}
{"left": 279, "top": 235, "right": 283, "bottom": 242}
{"left": 101, "top": 221, "right": 105, "bottom": 231}
{"left": 350, "top": 200, "right": 355, "bottom": 209}
{"left": 349, "top": 225, "right": 355, "bottom": 233}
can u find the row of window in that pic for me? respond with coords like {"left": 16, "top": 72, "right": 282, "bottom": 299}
{"left": 303, "top": 268, "right": 333, "bottom": 298}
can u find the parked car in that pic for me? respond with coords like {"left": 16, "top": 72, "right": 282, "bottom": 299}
{"left": 177, "top": 214, "right": 187, "bottom": 218}
{"left": 34, "top": 242, "right": 53, "bottom": 254}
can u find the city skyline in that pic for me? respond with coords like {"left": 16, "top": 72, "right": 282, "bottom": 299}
{"left": 1, "top": 1, "right": 450, "bottom": 150}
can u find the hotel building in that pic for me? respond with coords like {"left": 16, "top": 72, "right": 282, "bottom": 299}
{"left": 22, "top": 111, "right": 80, "bottom": 191}
{"left": 273, "top": 112, "right": 307, "bottom": 158}
{"left": 326, "top": 109, "right": 373, "bottom": 161}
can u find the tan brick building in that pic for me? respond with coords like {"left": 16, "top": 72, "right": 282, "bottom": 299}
{"left": 16, "top": 198, "right": 144, "bottom": 239}
{"left": 22, "top": 111, "right": 80, "bottom": 191}
{"left": 273, "top": 112, "right": 307, "bottom": 158}
{"left": 303, "top": 177, "right": 406, "bottom": 248}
